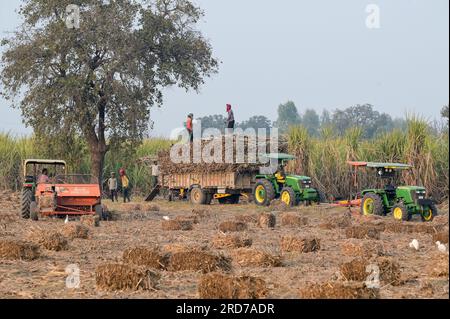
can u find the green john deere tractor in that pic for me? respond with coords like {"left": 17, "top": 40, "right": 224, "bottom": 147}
{"left": 348, "top": 161, "right": 438, "bottom": 222}
{"left": 252, "top": 153, "right": 320, "bottom": 207}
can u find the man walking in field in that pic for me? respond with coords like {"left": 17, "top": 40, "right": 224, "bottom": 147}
{"left": 108, "top": 172, "right": 118, "bottom": 202}
{"left": 119, "top": 168, "right": 131, "bottom": 203}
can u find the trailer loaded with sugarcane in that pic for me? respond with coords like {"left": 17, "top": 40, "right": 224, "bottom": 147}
{"left": 144, "top": 137, "right": 320, "bottom": 206}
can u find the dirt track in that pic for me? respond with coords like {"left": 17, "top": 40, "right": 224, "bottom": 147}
{"left": 0, "top": 192, "right": 448, "bottom": 299}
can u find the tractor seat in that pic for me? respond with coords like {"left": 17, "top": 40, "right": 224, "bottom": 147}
{"left": 385, "top": 185, "right": 397, "bottom": 196}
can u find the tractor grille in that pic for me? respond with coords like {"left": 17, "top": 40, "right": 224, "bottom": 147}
{"left": 411, "top": 189, "right": 426, "bottom": 203}
{"left": 300, "top": 180, "right": 312, "bottom": 189}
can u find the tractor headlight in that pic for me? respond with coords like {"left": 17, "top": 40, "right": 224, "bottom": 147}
{"left": 416, "top": 190, "right": 426, "bottom": 199}
{"left": 301, "top": 180, "right": 312, "bottom": 189}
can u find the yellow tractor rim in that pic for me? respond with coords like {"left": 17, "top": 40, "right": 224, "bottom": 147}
{"left": 193, "top": 190, "right": 200, "bottom": 201}
{"left": 255, "top": 185, "right": 265, "bottom": 203}
{"left": 393, "top": 207, "right": 403, "bottom": 220}
{"left": 423, "top": 209, "right": 433, "bottom": 221}
{"left": 363, "top": 198, "right": 374, "bottom": 216}
{"left": 281, "top": 191, "right": 291, "bottom": 205}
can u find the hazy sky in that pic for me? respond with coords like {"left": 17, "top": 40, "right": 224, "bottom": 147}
{"left": 0, "top": 0, "right": 449, "bottom": 136}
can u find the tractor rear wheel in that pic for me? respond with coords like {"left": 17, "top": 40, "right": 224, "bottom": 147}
{"left": 280, "top": 187, "right": 297, "bottom": 207}
{"left": 421, "top": 203, "right": 438, "bottom": 222}
{"left": 253, "top": 179, "right": 276, "bottom": 206}
{"left": 190, "top": 187, "right": 208, "bottom": 205}
{"left": 361, "top": 193, "right": 385, "bottom": 216}
{"left": 30, "top": 201, "right": 38, "bottom": 221}
{"left": 392, "top": 202, "right": 411, "bottom": 221}
{"left": 21, "top": 188, "right": 33, "bottom": 219}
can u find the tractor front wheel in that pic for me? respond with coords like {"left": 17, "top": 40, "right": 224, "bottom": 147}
{"left": 392, "top": 202, "right": 411, "bottom": 222}
{"left": 421, "top": 203, "right": 438, "bottom": 222}
{"left": 21, "top": 188, "right": 33, "bottom": 219}
{"left": 280, "top": 187, "right": 297, "bottom": 207}
{"left": 361, "top": 193, "right": 385, "bottom": 216}
{"left": 253, "top": 179, "right": 276, "bottom": 206}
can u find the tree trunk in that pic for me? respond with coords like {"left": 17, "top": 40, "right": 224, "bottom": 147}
{"left": 90, "top": 146, "right": 107, "bottom": 190}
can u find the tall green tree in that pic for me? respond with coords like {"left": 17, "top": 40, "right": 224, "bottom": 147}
{"left": 238, "top": 115, "right": 272, "bottom": 131}
{"left": 274, "top": 101, "right": 301, "bottom": 132}
{"left": 1, "top": 0, "right": 218, "bottom": 184}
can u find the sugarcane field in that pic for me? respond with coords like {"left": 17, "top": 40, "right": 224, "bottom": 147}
{"left": 0, "top": 0, "right": 449, "bottom": 309}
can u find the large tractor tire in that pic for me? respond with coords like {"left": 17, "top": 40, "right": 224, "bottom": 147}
{"left": 30, "top": 201, "right": 39, "bottom": 221}
{"left": 190, "top": 187, "right": 208, "bottom": 205}
{"left": 361, "top": 193, "right": 385, "bottom": 216}
{"left": 280, "top": 187, "right": 297, "bottom": 207}
{"left": 218, "top": 195, "right": 240, "bottom": 205}
{"left": 21, "top": 188, "right": 33, "bottom": 219}
{"left": 421, "top": 203, "right": 438, "bottom": 222}
{"left": 253, "top": 179, "right": 276, "bottom": 206}
{"left": 392, "top": 202, "right": 411, "bottom": 222}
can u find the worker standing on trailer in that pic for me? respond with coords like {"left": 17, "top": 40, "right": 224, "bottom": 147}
{"left": 226, "top": 104, "right": 235, "bottom": 130}
{"left": 119, "top": 168, "right": 131, "bottom": 203}
{"left": 186, "top": 113, "right": 194, "bottom": 143}
{"left": 108, "top": 172, "right": 118, "bottom": 202}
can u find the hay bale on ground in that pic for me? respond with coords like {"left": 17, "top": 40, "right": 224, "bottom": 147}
{"left": 163, "top": 243, "right": 208, "bottom": 254}
{"left": 230, "top": 248, "right": 282, "bottom": 267}
{"left": 320, "top": 212, "right": 352, "bottom": 229}
{"left": 281, "top": 213, "right": 308, "bottom": 227}
{"left": 341, "top": 240, "right": 385, "bottom": 258}
{"left": 61, "top": 224, "right": 90, "bottom": 239}
{"left": 95, "top": 263, "right": 160, "bottom": 291}
{"left": 219, "top": 221, "right": 247, "bottom": 232}
{"left": 258, "top": 213, "right": 276, "bottom": 229}
{"left": 384, "top": 222, "right": 445, "bottom": 234}
{"left": 198, "top": 273, "right": 268, "bottom": 299}
{"left": 299, "top": 281, "right": 379, "bottom": 299}
{"left": 0, "top": 240, "right": 40, "bottom": 260}
{"left": 122, "top": 247, "right": 170, "bottom": 270}
{"left": 80, "top": 215, "right": 100, "bottom": 227}
{"left": 235, "top": 214, "right": 258, "bottom": 224}
{"left": 431, "top": 253, "right": 449, "bottom": 278}
{"left": 433, "top": 231, "right": 449, "bottom": 244}
{"left": 175, "top": 215, "right": 200, "bottom": 224}
{"left": 212, "top": 234, "right": 252, "bottom": 249}
{"left": 340, "top": 257, "right": 401, "bottom": 286}
{"left": 168, "top": 249, "right": 232, "bottom": 274}
{"left": 280, "top": 236, "right": 321, "bottom": 253}
{"left": 162, "top": 219, "right": 193, "bottom": 231}
{"left": 28, "top": 229, "right": 69, "bottom": 251}
{"left": 269, "top": 200, "right": 289, "bottom": 211}
{"left": 345, "top": 226, "right": 380, "bottom": 240}
{"left": 192, "top": 208, "right": 210, "bottom": 218}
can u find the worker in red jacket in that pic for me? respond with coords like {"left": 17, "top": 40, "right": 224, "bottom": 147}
{"left": 226, "top": 104, "right": 235, "bottom": 129}
{"left": 186, "top": 113, "right": 194, "bottom": 143}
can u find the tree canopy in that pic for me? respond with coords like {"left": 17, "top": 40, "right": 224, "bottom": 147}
{"left": 1, "top": 0, "right": 218, "bottom": 182}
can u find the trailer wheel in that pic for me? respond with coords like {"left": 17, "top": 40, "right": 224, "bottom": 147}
{"left": 190, "top": 187, "right": 208, "bottom": 205}
{"left": 253, "top": 179, "right": 276, "bottom": 206}
{"left": 95, "top": 204, "right": 104, "bottom": 220}
{"left": 21, "top": 188, "right": 33, "bottom": 219}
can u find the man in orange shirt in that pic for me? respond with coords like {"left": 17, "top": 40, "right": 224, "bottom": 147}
{"left": 186, "top": 113, "right": 194, "bottom": 143}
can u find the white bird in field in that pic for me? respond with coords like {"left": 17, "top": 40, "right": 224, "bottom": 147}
{"left": 409, "top": 239, "right": 420, "bottom": 251}
{"left": 436, "top": 241, "right": 447, "bottom": 253}
{"left": 163, "top": 216, "right": 170, "bottom": 221}
{"left": 64, "top": 215, "right": 69, "bottom": 224}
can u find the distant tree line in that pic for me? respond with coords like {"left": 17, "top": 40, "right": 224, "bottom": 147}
{"left": 197, "top": 102, "right": 450, "bottom": 138}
